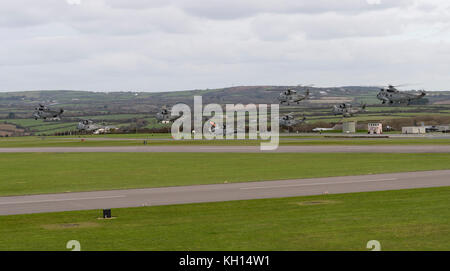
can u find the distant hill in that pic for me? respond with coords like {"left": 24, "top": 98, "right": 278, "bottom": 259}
{"left": 0, "top": 86, "right": 449, "bottom": 116}
{"left": 1, "top": 86, "right": 450, "bottom": 135}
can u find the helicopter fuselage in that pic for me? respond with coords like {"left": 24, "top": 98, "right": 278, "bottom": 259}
{"left": 332, "top": 104, "right": 365, "bottom": 117}
{"left": 377, "top": 88, "right": 426, "bottom": 105}
{"left": 278, "top": 89, "right": 309, "bottom": 105}
{"left": 33, "top": 107, "right": 63, "bottom": 120}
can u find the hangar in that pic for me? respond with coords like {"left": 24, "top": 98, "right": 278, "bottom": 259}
{"left": 402, "top": 126, "right": 426, "bottom": 134}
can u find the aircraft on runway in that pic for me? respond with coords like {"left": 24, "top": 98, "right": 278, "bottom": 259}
{"left": 312, "top": 127, "right": 335, "bottom": 132}
{"left": 77, "top": 119, "right": 117, "bottom": 134}
{"left": 266, "top": 84, "right": 312, "bottom": 105}
{"left": 377, "top": 85, "right": 426, "bottom": 105}
{"left": 33, "top": 104, "right": 64, "bottom": 120}
{"left": 332, "top": 103, "right": 366, "bottom": 117}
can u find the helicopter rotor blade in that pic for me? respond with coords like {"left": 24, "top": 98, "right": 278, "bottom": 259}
{"left": 386, "top": 83, "right": 422, "bottom": 88}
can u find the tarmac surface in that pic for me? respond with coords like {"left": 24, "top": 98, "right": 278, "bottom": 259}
{"left": 1, "top": 145, "right": 450, "bottom": 153}
{"left": 1, "top": 170, "right": 449, "bottom": 215}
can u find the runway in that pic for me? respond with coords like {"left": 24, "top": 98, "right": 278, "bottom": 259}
{"left": 1, "top": 145, "right": 450, "bottom": 153}
{"left": 0, "top": 170, "right": 449, "bottom": 215}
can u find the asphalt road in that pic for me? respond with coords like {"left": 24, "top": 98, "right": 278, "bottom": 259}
{"left": 1, "top": 145, "right": 450, "bottom": 153}
{"left": 1, "top": 170, "right": 449, "bottom": 215}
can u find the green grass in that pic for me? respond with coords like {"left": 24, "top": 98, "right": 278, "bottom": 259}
{"left": 1, "top": 153, "right": 450, "bottom": 196}
{"left": 281, "top": 138, "right": 450, "bottom": 145}
{"left": 80, "top": 114, "right": 148, "bottom": 120}
{"left": 0, "top": 187, "right": 448, "bottom": 250}
{"left": 2, "top": 136, "right": 450, "bottom": 148}
{"left": 59, "top": 133, "right": 172, "bottom": 139}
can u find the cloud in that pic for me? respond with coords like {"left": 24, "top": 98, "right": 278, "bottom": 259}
{"left": 0, "top": 0, "right": 449, "bottom": 91}
{"left": 250, "top": 9, "right": 408, "bottom": 41}
{"left": 178, "top": 0, "right": 414, "bottom": 20}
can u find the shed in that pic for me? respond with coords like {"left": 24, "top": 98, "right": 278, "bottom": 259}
{"left": 402, "top": 126, "right": 426, "bottom": 134}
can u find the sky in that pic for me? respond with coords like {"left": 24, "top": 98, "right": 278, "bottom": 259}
{"left": 0, "top": 0, "right": 449, "bottom": 92}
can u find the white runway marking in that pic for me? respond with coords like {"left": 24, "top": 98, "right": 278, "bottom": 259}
{"left": 0, "top": 195, "right": 126, "bottom": 205}
{"left": 240, "top": 178, "right": 399, "bottom": 190}
{"left": 199, "top": 147, "right": 250, "bottom": 150}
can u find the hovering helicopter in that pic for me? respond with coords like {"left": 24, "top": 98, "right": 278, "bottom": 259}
{"left": 155, "top": 106, "right": 180, "bottom": 123}
{"left": 377, "top": 85, "right": 426, "bottom": 105}
{"left": 332, "top": 103, "right": 366, "bottom": 117}
{"left": 33, "top": 104, "right": 64, "bottom": 120}
{"left": 279, "top": 113, "right": 306, "bottom": 127}
{"left": 266, "top": 84, "right": 312, "bottom": 105}
{"left": 77, "top": 119, "right": 116, "bottom": 134}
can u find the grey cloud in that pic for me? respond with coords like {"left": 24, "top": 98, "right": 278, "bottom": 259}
{"left": 179, "top": 0, "right": 415, "bottom": 20}
{"left": 0, "top": 0, "right": 449, "bottom": 92}
{"left": 250, "top": 9, "right": 407, "bottom": 41}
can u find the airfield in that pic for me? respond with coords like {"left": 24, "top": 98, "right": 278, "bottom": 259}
{"left": 2, "top": 145, "right": 450, "bottom": 153}
{"left": 0, "top": 131, "right": 449, "bottom": 250}
{"left": 2, "top": 0, "right": 450, "bottom": 252}
{"left": 1, "top": 170, "right": 449, "bottom": 216}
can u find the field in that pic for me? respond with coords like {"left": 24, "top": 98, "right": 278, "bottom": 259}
{"left": 1, "top": 89, "right": 450, "bottom": 251}
{"left": 1, "top": 152, "right": 450, "bottom": 196}
{"left": 1, "top": 87, "right": 450, "bottom": 135}
{"left": 2, "top": 135, "right": 450, "bottom": 148}
{"left": 4, "top": 105, "right": 450, "bottom": 135}
{"left": 0, "top": 187, "right": 448, "bottom": 250}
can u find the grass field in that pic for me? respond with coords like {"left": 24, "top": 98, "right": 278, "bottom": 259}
{"left": 1, "top": 153, "right": 450, "bottom": 196}
{"left": 0, "top": 187, "right": 448, "bottom": 250}
{"left": 2, "top": 103, "right": 450, "bottom": 134}
{"left": 2, "top": 136, "right": 450, "bottom": 147}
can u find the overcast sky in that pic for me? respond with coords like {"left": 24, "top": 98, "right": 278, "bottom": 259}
{"left": 0, "top": 0, "right": 449, "bottom": 92}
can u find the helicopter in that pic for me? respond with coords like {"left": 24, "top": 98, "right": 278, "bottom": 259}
{"left": 155, "top": 106, "right": 180, "bottom": 123}
{"left": 279, "top": 113, "right": 306, "bottom": 127}
{"left": 33, "top": 104, "right": 64, "bottom": 120}
{"left": 266, "top": 84, "right": 312, "bottom": 105}
{"left": 332, "top": 103, "right": 366, "bottom": 117}
{"left": 377, "top": 85, "right": 426, "bottom": 105}
{"left": 77, "top": 119, "right": 116, "bottom": 134}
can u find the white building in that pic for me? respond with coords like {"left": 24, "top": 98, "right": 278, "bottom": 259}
{"left": 402, "top": 126, "right": 426, "bottom": 134}
{"left": 368, "top": 123, "right": 382, "bottom": 134}
{"left": 342, "top": 121, "right": 356, "bottom": 133}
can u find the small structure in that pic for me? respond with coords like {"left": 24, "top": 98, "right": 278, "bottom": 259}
{"left": 342, "top": 121, "right": 356, "bottom": 133}
{"left": 103, "top": 209, "right": 112, "bottom": 219}
{"left": 368, "top": 123, "right": 382, "bottom": 135}
{"left": 402, "top": 126, "right": 426, "bottom": 134}
{"left": 437, "top": 125, "right": 450, "bottom": 133}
